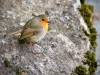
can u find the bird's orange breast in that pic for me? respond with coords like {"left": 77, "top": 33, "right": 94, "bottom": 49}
{"left": 38, "top": 21, "right": 48, "bottom": 34}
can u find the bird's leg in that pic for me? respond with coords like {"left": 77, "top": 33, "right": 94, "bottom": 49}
{"left": 29, "top": 42, "right": 32, "bottom": 51}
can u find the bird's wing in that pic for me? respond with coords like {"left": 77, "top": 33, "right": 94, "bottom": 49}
{"left": 19, "top": 28, "right": 41, "bottom": 40}
{"left": 23, "top": 18, "right": 34, "bottom": 29}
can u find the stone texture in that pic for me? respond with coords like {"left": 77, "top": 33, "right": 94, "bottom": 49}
{"left": 0, "top": 0, "right": 89, "bottom": 75}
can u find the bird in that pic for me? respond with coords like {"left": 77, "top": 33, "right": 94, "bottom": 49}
{"left": 9, "top": 14, "right": 50, "bottom": 53}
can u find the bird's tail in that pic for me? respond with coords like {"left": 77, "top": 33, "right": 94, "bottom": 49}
{"left": 8, "top": 29, "right": 23, "bottom": 36}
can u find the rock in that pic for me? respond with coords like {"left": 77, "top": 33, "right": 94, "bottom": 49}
{"left": 0, "top": 0, "right": 89, "bottom": 75}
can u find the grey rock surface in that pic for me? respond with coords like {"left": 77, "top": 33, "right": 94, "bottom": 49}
{"left": 0, "top": 0, "right": 89, "bottom": 75}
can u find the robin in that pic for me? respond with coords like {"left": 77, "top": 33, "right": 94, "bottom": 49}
{"left": 9, "top": 14, "right": 50, "bottom": 53}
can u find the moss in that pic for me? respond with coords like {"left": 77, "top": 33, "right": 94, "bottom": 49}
{"left": 82, "top": 28, "right": 90, "bottom": 37}
{"left": 89, "top": 28, "right": 97, "bottom": 33}
{"left": 80, "top": 0, "right": 85, "bottom": 4}
{"left": 83, "top": 38, "right": 86, "bottom": 40}
{"left": 83, "top": 51, "right": 97, "bottom": 75}
{"left": 79, "top": 4, "right": 94, "bottom": 16}
{"left": 32, "top": 13, "right": 36, "bottom": 16}
{"left": 68, "top": 25, "right": 73, "bottom": 31}
{"left": 75, "top": 65, "right": 88, "bottom": 75}
{"left": 16, "top": 67, "right": 23, "bottom": 75}
{"left": 51, "top": 44, "right": 55, "bottom": 48}
{"left": 4, "top": 59, "right": 12, "bottom": 68}
{"left": 49, "top": 37, "right": 53, "bottom": 41}
{"left": 60, "top": 70, "right": 66, "bottom": 73}
{"left": 79, "top": 5, "right": 91, "bottom": 18}
{"left": 71, "top": 34, "right": 75, "bottom": 37}
{"left": 62, "top": 11, "right": 67, "bottom": 16}
{"left": 75, "top": 51, "right": 97, "bottom": 75}
{"left": 84, "top": 17, "right": 92, "bottom": 26}
{"left": 18, "top": 39, "right": 27, "bottom": 44}
{"left": 79, "top": 3, "right": 97, "bottom": 49}
{"left": 91, "top": 41, "right": 97, "bottom": 48}
{"left": 56, "top": 3, "right": 60, "bottom": 6}
{"left": 89, "top": 33, "right": 97, "bottom": 48}
{"left": 48, "top": 26, "right": 51, "bottom": 31}
{"left": 45, "top": 11, "right": 49, "bottom": 15}
{"left": 87, "top": 4, "right": 94, "bottom": 12}
{"left": 79, "top": 34, "right": 82, "bottom": 38}
{"left": 74, "top": 1, "right": 97, "bottom": 74}
{"left": 89, "top": 33, "right": 97, "bottom": 40}
{"left": 68, "top": 19, "right": 71, "bottom": 22}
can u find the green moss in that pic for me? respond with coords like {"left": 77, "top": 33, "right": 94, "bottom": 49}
{"left": 80, "top": 0, "right": 85, "bottom": 4}
{"left": 60, "top": 70, "right": 66, "bottom": 73}
{"left": 16, "top": 67, "right": 23, "bottom": 75}
{"left": 68, "top": 25, "right": 73, "bottom": 31}
{"left": 84, "top": 17, "right": 92, "bottom": 26}
{"left": 89, "top": 33, "right": 97, "bottom": 48}
{"left": 51, "top": 44, "right": 55, "bottom": 48}
{"left": 79, "top": 34, "right": 82, "bottom": 38}
{"left": 68, "top": 19, "right": 71, "bottom": 22}
{"left": 49, "top": 37, "right": 53, "bottom": 41}
{"left": 32, "top": 13, "right": 36, "bottom": 16}
{"left": 87, "top": 4, "right": 94, "bottom": 12}
{"left": 74, "top": 51, "right": 97, "bottom": 75}
{"left": 74, "top": 1, "right": 97, "bottom": 74}
{"left": 89, "top": 28, "right": 97, "bottom": 33}
{"left": 4, "top": 59, "right": 12, "bottom": 68}
{"left": 75, "top": 65, "right": 88, "bottom": 75}
{"left": 62, "top": 11, "right": 67, "bottom": 16}
{"left": 79, "top": 3, "right": 97, "bottom": 49}
{"left": 56, "top": 3, "right": 60, "bottom": 6}
{"left": 79, "top": 4, "right": 94, "bottom": 15}
{"left": 18, "top": 39, "right": 27, "bottom": 44}
{"left": 82, "top": 28, "right": 90, "bottom": 37}
{"left": 83, "top": 38, "right": 86, "bottom": 40}
{"left": 48, "top": 27, "right": 51, "bottom": 31}
{"left": 45, "top": 11, "right": 49, "bottom": 15}
{"left": 83, "top": 51, "right": 97, "bottom": 75}
{"left": 71, "top": 34, "right": 75, "bottom": 37}
{"left": 15, "top": 56, "right": 19, "bottom": 60}
{"left": 89, "top": 33, "right": 97, "bottom": 40}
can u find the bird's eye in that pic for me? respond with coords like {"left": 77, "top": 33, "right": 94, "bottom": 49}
{"left": 42, "top": 19, "right": 44, "bottom": 21}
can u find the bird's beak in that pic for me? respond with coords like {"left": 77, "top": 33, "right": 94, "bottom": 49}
{"left": 48, "top": 21, "right": 50, "bottom": 24}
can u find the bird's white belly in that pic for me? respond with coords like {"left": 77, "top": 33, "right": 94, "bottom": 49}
{"left": 28, "top": 28, "right": 45, "bottom": 42}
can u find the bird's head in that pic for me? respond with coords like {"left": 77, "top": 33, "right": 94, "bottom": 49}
{"left": 36, "top": 14, "right": 50, "bottom": 33}
{"left": 36, "top": 14, "right": 50, "bottom": 24}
